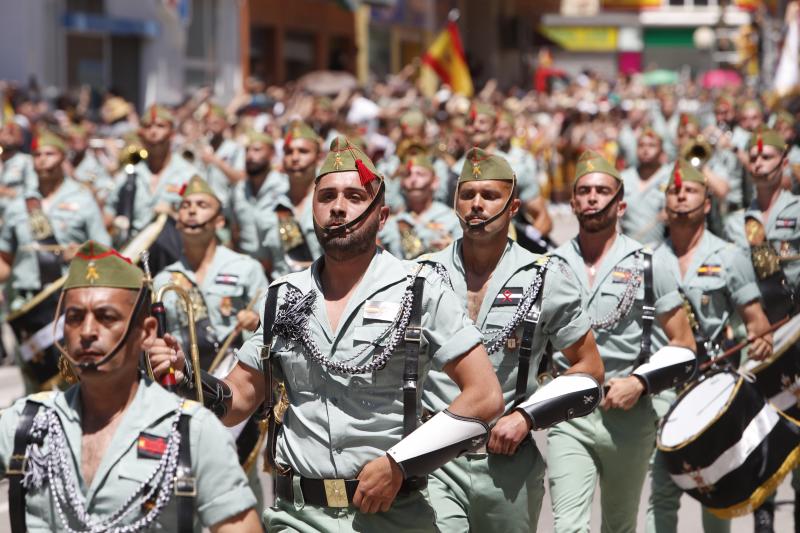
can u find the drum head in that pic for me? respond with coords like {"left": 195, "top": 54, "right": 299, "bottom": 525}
{"left": 659, "top": 371, "right": 738, "bottom": 448}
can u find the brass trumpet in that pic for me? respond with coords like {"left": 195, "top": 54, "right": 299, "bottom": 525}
{"left": 680, "top": 136, "right": 713, "bottom": 169}
{"left": 120, "top": 142, "right": 148, "bottom": 170}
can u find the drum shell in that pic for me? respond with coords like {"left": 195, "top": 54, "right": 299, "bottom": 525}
{"left": 8, "top": 289, "right": 62, "bottom": 386}
{"left": 750, "top": 341, "right": 800, "bottom": 419}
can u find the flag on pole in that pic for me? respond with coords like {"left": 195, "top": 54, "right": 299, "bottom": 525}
{"left": 774, "top": 4, "right": 800, "bottom": 96}
{"left": 420, "top": 18, "right": 473, "bottom": 97}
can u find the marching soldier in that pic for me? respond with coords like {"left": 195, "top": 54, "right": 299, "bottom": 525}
{"left": 772, "top": 111, "right": 800, "bottom": 192}
{"left": 256, "top": 121, "right": 322, "bottom": 278}
{"left": 419, "top": 147, "right": 604, "bottom": 532}
{"left": 66, "top": 124, "right": 116, "bottom": 206}
{"left": 0, "top": 132, "right": 110, "bottom": 391}
{"left": 547, "top": 150, "right": 695, "bottom": 533}
{"left": 105, "top": 104, "right": 199, "bottom": 245}
{"left": 0, "top": 240, "right": 261, "bottom": 532}
{"left": 148, "top": 136, "right": 504, "bottom": 531}
{"left": 197, "top": 103, "right": 245, "bottom": 208}
{"left": 645, "top": 159, "right": 772, "bottom": 533}
{"left": 0, "top": 122, "right": 36, "bottom": 221}
{"left": 379, "top": 154, "right": 461, "bottom": 259}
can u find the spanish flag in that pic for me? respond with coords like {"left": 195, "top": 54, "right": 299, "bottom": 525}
{"left": 420, "top": 20, "right": 473, "bottom": 97}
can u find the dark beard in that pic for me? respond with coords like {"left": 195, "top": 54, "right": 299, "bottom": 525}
{"left": 577, "top": 211, "right": 617, "bottom": 233}
{"left": 246, "top": 161, "right": 269, "bottom": 176}
{"left": 314, "top": 212, "right": 380, "bottom": 261}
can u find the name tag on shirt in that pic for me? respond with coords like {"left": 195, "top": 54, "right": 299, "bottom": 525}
{"left": 215, "top": 273, "right": 240, "bottom": 286}
{"left": 363, "top": 300, "right": 401, "bottom": 321}
{"left": 137, "top": 433, "right": 167, "bottom": 459}
{"left": 494, "top": 287, "right": 523, "bottom": 306}
{"left": 57, "top": 202, "right": 80, "bottom": 211}
{"left": 776, "top": 217, "right": 797, "bottom": 229}
{"left": 697, "top": 264, "right": 722, "bottom": 277}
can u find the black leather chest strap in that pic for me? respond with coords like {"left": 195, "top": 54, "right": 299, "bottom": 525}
{"left": 175, "top": 412, "right": 193, "bottom": 533}
{"left": 403, "top": 276, "right": 426, "bottom": 437}
{"left": 260, "top": 284, "right": 281, "bottom": 470}
{"left": 636, "top": 250, "right": 655, "bottom": 366}
{"left": 513, "top": 262, "right": 548, "bottom": 408}
{"left": 9, "top": 401, "right": 42, "bottom": 533}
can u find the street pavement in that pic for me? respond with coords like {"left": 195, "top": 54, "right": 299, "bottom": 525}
{"left": 0, "top": 209, "right": 793, "bottom": 531}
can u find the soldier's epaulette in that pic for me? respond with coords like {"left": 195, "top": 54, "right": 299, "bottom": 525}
{"left": 27, "top": 391, "right": 57, "bottom": 404}
{"left": 269, "top": 275, "right": 290, "bottom": 288}
{"left": 180, "top": 399, "right": 202, "bottom": 414}
{"left": 413, "top": 258, "right": 453, "bottom": 289}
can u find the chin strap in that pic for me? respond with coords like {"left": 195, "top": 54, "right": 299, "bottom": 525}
{"left": 454, "top": 176, "right": 516, "bottom": 231}
{"left": 575, "top": 184, "right": 623, "bottom": 224}
{"left": 316, "top": 180, "right": 386, "bottom": 237}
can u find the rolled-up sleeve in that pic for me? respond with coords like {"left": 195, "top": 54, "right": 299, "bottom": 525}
{"left": 725, "top": 246, "right": 762, "bottom": 307}
{"left": 653, "top": 247, "right": 683, "bottom": 316}
{"left": 542, "top": 259, "right": 591, "bottom": 352}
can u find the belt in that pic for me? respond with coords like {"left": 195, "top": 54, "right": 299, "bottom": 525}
{"left": 275, "top": 472, "right": 427, "bottom": 508}
{"left": 727, "top": 201, "right": 743, "bottom": 211}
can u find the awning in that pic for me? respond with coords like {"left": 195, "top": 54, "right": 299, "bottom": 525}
{"left": 62, "top": 12, "right": 160, "bottom": 38}
{"left": 538, "top": 26, "right": 618, "bottom": 52}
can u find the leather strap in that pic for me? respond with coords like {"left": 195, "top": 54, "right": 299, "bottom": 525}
{"left": 276, "top": 208, "right": 313, "bottom": 262}
{"left": 402, "top": 276, "right": 426, "bottom": 437}
{"left": 175, "top": 412, "right": 194, "bottom": 533}
{"left": 275, "top": 472, "right": 426, "bottom": 507}
{"left": 513, "top": 261, "right": 548, "bottom": 407}
{"left": 24, "top": 197, "right": 62, "bottom": 286}
{"left": 261, "top": 284, "right": 281, "bottom": 470}
{"left": 116, "top": 167, "right": 137, "bottom": 243}
{"left": 9, "top": 402, "right": 42, "bottom": 533}
{"left": 636, "top": 250, "right": 655, "bottom": 367}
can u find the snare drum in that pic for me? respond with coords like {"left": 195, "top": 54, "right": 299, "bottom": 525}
{"left": 657, "top": 370, "right": 800, "bottom": 519}
{"left": 742, "top": 313, "right": 800, "bottom": 418}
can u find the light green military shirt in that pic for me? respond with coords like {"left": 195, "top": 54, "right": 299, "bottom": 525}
{"left": 420, "top": 239, "right": 591, "bottom": 413}
{"left": 377, "top": 154, "right": 453, "bottom": 210}
{"left": 228, "top": 170, "right": 288, "bottom": 256}
{"left": 73, "top": 151, "right": 115, "bottom": 204}
{"left": 379, "top": 202, "right": 462, "bottom": 259}
{"left": 235, "top": 249, "right": 483, "bottom": 479}
{"left": 259, "top": 192, "right": 321, "bottom": 278}
{"left": 724, "top": 189, "right": 800, "bottom": 291}
{"left": 152, "top": 245, "right": 268, "bottom": 343}
{"left": 651, "top": 231, "right": 761, "bottom": 350}
{"left": 0, "top": 379, "right": 256, "bottom": 532}
{"left": 0, "top": 151, "right": 36, "bottom": 219}
{"left": 197, "top": 138, "right": 245, "bottom": 209}
{"left": 0, "top": 178, "right": 111, "bottom": 306}
{"left": 619, "top": 163, "right": 672, "bottom": 247}
{"left": 551, "top": 233, "right": 683, "bottom": 379}
{"left": 105, "top": 153, "right": 198, "bottom": 236}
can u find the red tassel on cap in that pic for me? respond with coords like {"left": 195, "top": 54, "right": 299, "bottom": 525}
{"left": 179, "top": 183, "right": 187, "bottom": 196}
{"left": 469, "top": 105, "right": 477, "bottom": 123}
{"left": 356, "top": 159, "right": 376, "bottom": 186}
{"left": 406, "top": 158, "right": 414, "bottom": 172}
{"left": 674, "top": 164, "right": 682, "bottom": 190}
{"left": 30, "top": 136, "right": 38, "bottom": 152}
{"left": 284, "top": 131, "right": 293, "bottom": 147}
{"left": 150, "top": 105, "right": 157, "bottom": 123}
{"left": 757, "top": 134, "right": 764, "bottom": 154}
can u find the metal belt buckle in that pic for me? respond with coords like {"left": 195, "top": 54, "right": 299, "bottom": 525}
{"left": 174, "top": 476, "right": 197, "bottom": 497}
{"left": 642, "top": 305, "right": 656, "bottom": 321}
{"left": 7, "top": 454, "right": 27, "bottom": 475}
{"left": 404, "top": 326, "right": 421, "bottom": 343}
{"left": 323, "top": 479, "right": 349, "bottom": 508}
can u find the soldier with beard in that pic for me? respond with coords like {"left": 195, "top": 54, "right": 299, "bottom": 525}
{"left": 197, "top": 104, "right": 246, "bottom": 208}
{"left": 0, "top": 122, "right": 36, "bottom": 222}
{"left": 148, "top": 135, "right": 504, "bottom": 532}
{"left": 547, "top": 151, "right": 695, "bottom": 533}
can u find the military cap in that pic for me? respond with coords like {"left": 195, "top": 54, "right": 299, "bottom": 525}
{"left": 140, "top": 104, "right": 175, "bottom": 127}
{"left": 667, "top": 158, "right": 706, "bottom": 190}
{"left": 469, "top": 102, "right": 495, "bottom": 122}
{"left": 497, "top": 110, "right": 514, "bottom": 126}
{"left": 245, "top": 129, "right": 274, "bottom": 147}
{"left": 65, "top": 241, "right": 143, "bottom": 290}
{"left": 458, "top": 147, "right": 514, "bottom": 184}
{"left": 679, "top": 113, "right": 700, "bottom": 129}
{"left": 102, "top": 96, "right": 131, "bottom": 124}
{"left": 283, "top": 119, "right": 321, "bottom": 146}
{"left": 317, "top": 135, "right": 381, "bottom": 185}
{"left": 640, "top": 127, "right": 662, "bottom": 142}
{"left": 741, "top": 99, "right": 763, "bottom": 114}
{"left": 403, "top": 154, "right": 435, "bottom": 173}
{"left": 316, "top": 96, "right": 334, "bottom": 111}
{"left": 748, "top": 127, "right": 786, "bottom": 153}
{"left": 33, "top": 131, "right": 67, "bottom": 153}
{"left": 205, "top": 103, "right": 227, "bottom": 120}
{"left": 773, "top": 110, "right": 796, "bottom": 129}
{"left": 396, "top": 137, "right": 428, "bottom": 159}
{"left": 400, "top": 109, "right": 425, "bottom": 129}
{"left": 715, "top": 94, "right": 735, "bottom": 109}
{"left": 68, "top": 124, "right": 88, "bottom": 139}
{"left": 574, "top": 150, "right": 621, "bottom": 184}
{"left": 180, "top": 175, "right": 219, "bottom": 202}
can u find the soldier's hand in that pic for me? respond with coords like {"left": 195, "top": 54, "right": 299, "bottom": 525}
{"left": 143, "top": 334, "right": 187, "bottom": 382}
{"left": 353, "top": 455, "right": 403, "bottom": 513}
{"left": 236, "top": 309, "right": 260, "bottom": 332}
{"left": 747, "top": 332, "right": 773, "bottom": 361}
{"left": 488, "top": 411, "right": 530, "bottom": 456}
{"left": 601, "top": 376, "right": 644, "bottom": 411}
{"left": 61, "top": 243, "right": 80, "bottom": 262}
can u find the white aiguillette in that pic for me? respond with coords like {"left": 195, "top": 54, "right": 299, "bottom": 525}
{"left": 363, "top": 300, "right": 401, "bottom": 321}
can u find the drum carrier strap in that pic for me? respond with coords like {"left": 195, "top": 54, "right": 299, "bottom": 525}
{"left": 260, "top": 283, "right": 282, "bottom": 472}
{"left": 514, "top": 261, "right": 548, "bottom": 407}
{"left": 24, "top": 198, "right": 63, "bottom": 286}
{"left": 8, "top": 401, "right": 41, "bottom": 533}
{"left": 174, "top": 412, "right": 194, "bottom": 533}
{"left": 635, "top": 249, "right": 655, "bottom": 367}
{"left": 116, "top": 166, "right": 137, "bottom": 244}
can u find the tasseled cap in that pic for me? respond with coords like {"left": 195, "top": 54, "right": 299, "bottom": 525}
{"left": 283, "top": 119, "right": 320, "bottom": 146}
{"left": 32, "top": 131, "right": 67, "bottom": 153}
{"left": 741, "top": 99, "right": 763, "bottom": 114}
{"left": 64, "top": 241, "right": 143, "bottom": 290}
{"left": 667, "top": 159, "right": 705, "bottom": 191}
{"left": 748, "top": 127, "right": 786, "bottom": 154}
{"left": 317, "top": 135, "right": 382, "bottom": 186}
{"left": 140, "top": 104, "right": 175, "bottom": 127}
{"left": 245, "top": 130, "right": 274, "bottom": 147}
{"left": 679, "top": 113, "right": 700, "bottom": 129}
{"left": 458, "top": 147, "right": 514, "bottom": 184}
{"left": 469, "top": 101, "right": 495, "bottom": 123}
{"left": 640, "top": 127, "right": 661, "bottom": 142}
{"left": 715, "top": 94, "right": 735, "bottom": 109}
{"left": 773, "top": 110, "right": 796, "bottom": 129}
{"left": 179, "top": 175, "right": 219, "bottom": 203}
{"left": 400, "top": 109, "right": 425, "bottom": 129}
{"left": 573, "top": 150, "right": 621, "bottom": 184}
{"left": 402, "top": 154, "right": 435, "bottom": 174}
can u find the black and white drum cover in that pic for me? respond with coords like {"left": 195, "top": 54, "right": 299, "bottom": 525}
{"left": 742, "top": 312, "right": 800, "bottom": 418}
{"left": 657, "top": 370, "right": 800, "bottom": 518}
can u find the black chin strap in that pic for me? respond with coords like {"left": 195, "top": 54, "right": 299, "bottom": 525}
{"left": 316, "top": 180, "right": 386, "bottom": 237}
{"left": 665, "top": 200, "right": 706, "bottom": 217}
{"left": 455, "top": 177, "right": 516, "bottom": 231}
{"left": 750, "top": 151, "right": 787, "bottom": 183}
{"left": 575, "top": 184, "right": 623, "bottom": 224}
{"left": 179, "top": 208, "right": 221, "bottom": 231}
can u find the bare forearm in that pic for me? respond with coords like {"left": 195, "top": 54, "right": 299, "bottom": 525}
{"left": 660, "top": 307, "right": 697, "bottom": 352}
{"left": 561, "top": 330, "right": 604, "bottom": 383}
{"left": 444, "top": 344, "right": 504, "bottom": 422}
{"left": 221, "top": 363, "right": 265, "bottom": 426}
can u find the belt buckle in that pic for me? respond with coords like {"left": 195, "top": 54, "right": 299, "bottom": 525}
{"left": 7, "top": 454, "right": 27, "bottom": 475}
{"left": 174, "top": 476, "right": 197, "bottom": 497}
{"left": 323, "top": 479, "right": 349, "bottom": 508}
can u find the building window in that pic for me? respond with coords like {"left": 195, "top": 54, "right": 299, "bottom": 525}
{"left": 66, "top": 0, "right": 104, "bottom": 13}
{"left": 185, "top": 0, "right": 217, "bottom": 88}
{"left": 284, "top": 31, "right": 315, "bottom": 81}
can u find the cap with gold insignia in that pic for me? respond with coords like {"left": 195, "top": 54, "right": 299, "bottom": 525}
{"left": 679, "top": 113, "right": 700, "bottom": 129}
{"left": 458, "top": 147, "right": 514, "bottom": 184}
{"left": 748, "top": 127, "right": 786, "bottom": 154}
{"left": 102, "top": 96, "right": 132, "bottom": 124}
{"left": 469, "top": 102, "right": 495, "bottom": 123}
{"left": 180, "top": 175, "right": 220, "bottom": 203}
{"left": 33, "top": 131, "right": 67, "bottom": 153}
{"left": 497, "top": 110, "right": 514, "bottom": 126}
{"left": 667, "top": 158, "right": 706, "bottom": 191}
{"left": 65, "top": 241, "right": 143, "bottom": 290}
{"left": 140, "top": 104, "right": 175, "bottom": 127}
{"left": 245, "top": 129, "right": 274, "bottom": 147}
{"left": 400, "top": 109, "right": 425, "bottom": 129}
{"left": 741, "top": 99, "right": 763, "bottom": 114}
{"left": 283, "top": 119, "right": 321, "bottom": 146}
{"left": 715, "top": 94, "right": 735, "bottom": 109}
{"left": 402, "top": 154, "right": 435, "bottom": 173}
{"left": 640, "top": 127, "right": 661, "bottom": 143}
{"left": 574, "top": 150, "right": 621, "bottom": 184}
{"left": 773, "top": 110, "right": 795, "bottom": 129}
{"left": 317, "top": 135, "right": 381, "bottom": 186}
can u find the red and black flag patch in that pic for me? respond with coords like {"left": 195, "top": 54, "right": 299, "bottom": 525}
{"left": 137, "top": 433, "right": 167, "bottom": 459}
{"left": 612, "top": 268, "right": 634, "bottom": 284}
{"left": 697, "top": 264, "right": 722, "bottom": 277}
{"left": 776, "top": 217, "right": 797, "bottom": 230}
{"left": 494, "top": 287, "right": 524, "bottom": 306}
{"left": 214, "top": 273, "right": 240, "bottom": 286}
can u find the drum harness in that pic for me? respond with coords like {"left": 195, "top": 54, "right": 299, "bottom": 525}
{"left": 23, "top": 197, "right": 64, "bottom": 287}
{"left": 275, "top": 206, "right": 314, "bottom": 264}
{"left": 8, "top": 400, "right": 195, "bottom": 533}
{"left": 745, "top": 215, "right": 798, "bottom": 324}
